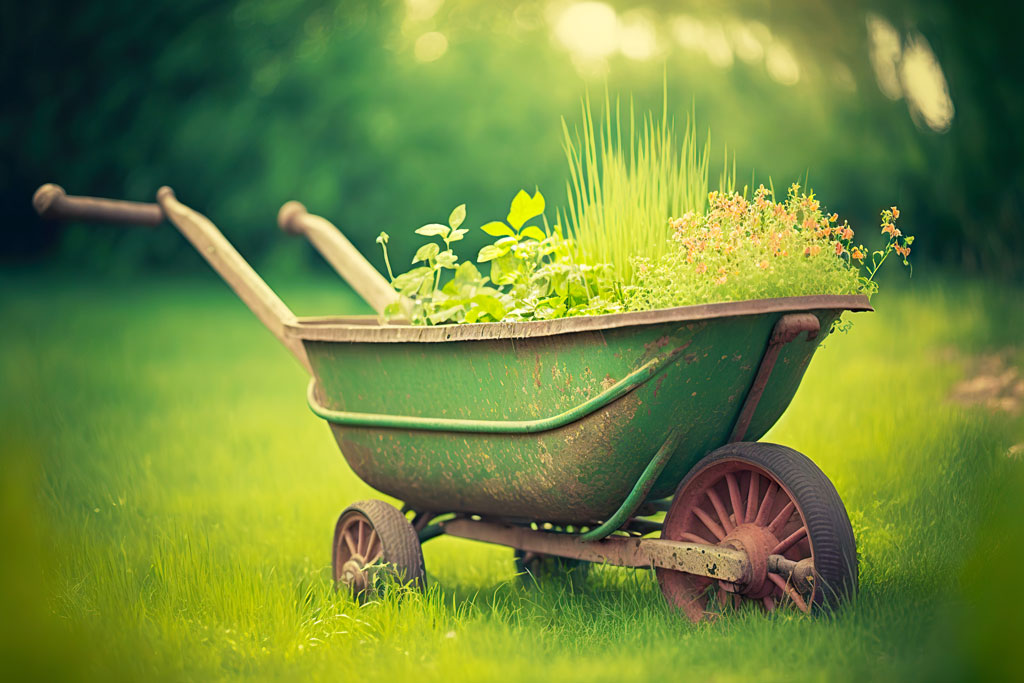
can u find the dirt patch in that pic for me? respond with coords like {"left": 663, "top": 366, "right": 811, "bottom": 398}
{"left": 948, "top": 348, "right": 1023, "bottom": 415}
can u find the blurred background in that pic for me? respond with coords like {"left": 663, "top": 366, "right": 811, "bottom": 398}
{"left": 3, "top": 0, "right": 1021, "bottom": 278}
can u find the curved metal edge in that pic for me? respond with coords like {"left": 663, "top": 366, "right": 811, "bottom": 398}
{"left": 285, "top": 294, "right": 872, "bottom": 343}
{"left": 307, "top": 349, "right": 683, "bottom": 433}
{"left": 578, "top": 430, "right": 682, "bottom": 542}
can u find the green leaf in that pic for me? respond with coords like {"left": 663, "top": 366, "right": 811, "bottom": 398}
{"left": 489, "top": 253, "right": 519, "bottom": 285}
{"left": 392, "top": 267, "right": 432, "bottom": 296}
{"left": 448, "top": 228, "right": 468, "bottom": 242}
{"left": 480, "top": 221, "right": 515, "bottom": 238}
{"left": 435, "top": 250, "right": 458, "bottom": 269}
{"left": 471, "top": 294, "right": 506, "bottom": 321}
{"left": 413, "top": 242, "right": 440, "bottom": 263}
{"left": 477, "top": 244, "right": 509, "bottom": 262}
{"left": 415, "top": 223, "right": 450, "bottom": 238}
{"left": 520, "top": 225, "right": 546, "bottom": 241}
{"left": 453, "top": 260, "right": 482, "bottom": 285}
{"left": 449, "top": 204, "right": 466, "bottom": 230}
{"left": 375, "top": 231, "right": 390, "bottom": 245}
{"left": 507, "top": 189, "right": 545, "bottom": 230}
{"left": 464, "top": 308, "right": 481, "bottom": 324}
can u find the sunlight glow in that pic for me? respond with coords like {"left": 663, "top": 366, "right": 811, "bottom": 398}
{"left": 554, "top": 2, "right": 619, "bottom": 60}
{"left": 765, "top": 42, "right": 800, "bottom": 86}
{"left": 901, "top": 32, "right": 955, "bottom": 132}
{"left": 406, "top": 0, "right": 444, "bottom": 22}
{"left": 414, "top": 31, "right": 448, "bottom": 62}
{"left": 867, "top": 13, "right": 903, "bottom": 100}
{"left": 618, "top": 10, "right": 658, "bottom": 61}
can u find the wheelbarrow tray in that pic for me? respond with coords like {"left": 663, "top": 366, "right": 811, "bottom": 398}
{"left": 288, "top": 295, "right": 869, "bottom": 524}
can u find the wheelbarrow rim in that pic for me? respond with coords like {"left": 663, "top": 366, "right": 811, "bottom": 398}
{"left": 284, "top": 293, "right": 871, "bottom": 343}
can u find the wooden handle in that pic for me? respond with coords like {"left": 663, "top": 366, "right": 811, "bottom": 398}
{"left": 277, "top": 200, "right": 399, "bottom": 316}
{"left": 33, "top": 183, "right": 164, "bottom": 226}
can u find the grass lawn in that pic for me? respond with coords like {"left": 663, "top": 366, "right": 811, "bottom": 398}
{"left": 1, "top": 267, "right": 1021, "bottom": 682}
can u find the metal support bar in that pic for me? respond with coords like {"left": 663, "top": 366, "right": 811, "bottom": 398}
{"left": 442, "top": 518, "right": 749, "bottom": 583}
{"left": 728, "top": 313, "right": 820, "bottom": 442}
{"left": 578, "top": 430, "right": 681, "bottom": 541}
{"left": 308, "top": 347, "right": 685, "bottom": 433}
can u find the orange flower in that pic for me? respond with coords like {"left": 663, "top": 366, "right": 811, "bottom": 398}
{"left": 891, "top": 206, "right": 900, "bottom": 219}
{"left": 851, "top": 247, "right": 865, "bottom": 261}
{"left": 835, "top": 242, "right": 844, "bottom": 255}
{"left": 695, "top": 262, "right": 707, "bottom": 274}
{"left": 714, "top": 275, "right": 728, "bottom": 285}
{"left": 758, "top": 259, "right": 769, "bottom": 269}
{"left": 841, "top": 227, "right": 854, "bottom": 240}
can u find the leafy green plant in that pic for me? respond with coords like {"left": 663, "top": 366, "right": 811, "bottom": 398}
{"left": 377, "top": 190, "right": 625, "bottom": 325}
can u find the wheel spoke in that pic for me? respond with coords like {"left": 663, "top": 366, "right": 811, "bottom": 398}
{"left": 754, "top": 482, "right": 779, "bottom": 526}
{"left": 768, "top": 501, "right": 796, "bottom": 536}
{"left": 366, "top": 529, "right": 380, "bottom": 560}
{"left": 769, "top": 573, "right": 810, "bottom": 613}
{"left": 745, "top": 472, "right": 760, "bottom": 523}
{"left": 771, "top": 526, "right": 807, "bottom": 556}
{"left": 725, "top": 474, "right": 744, "bottom": 525}
{"left": 357, "top": 520, "right": 366, "bottom": 552}
{"left": 343, "top": 529, "right": 358, "bottom": 556}
{"left": 706, "top": 488, "right": 734, "bottom": 533}
{"left": 693, "top": 507, "right": 726, "bottom": 540}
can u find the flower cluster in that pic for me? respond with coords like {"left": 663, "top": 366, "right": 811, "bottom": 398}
{"left": 625, "top": 183, "right": 912, "bottom": 311}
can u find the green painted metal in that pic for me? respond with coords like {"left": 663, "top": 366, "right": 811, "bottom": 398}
{"left": 307, "top": 353, "right": 678, "bottom": 433}
{"left": 302, "top": 306, "right": 849, "bottom": 524}
{"left": 577, "top": 430, "right": 681, "bottom": 541}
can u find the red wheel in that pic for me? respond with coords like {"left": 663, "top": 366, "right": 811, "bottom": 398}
{"left": 657, "top": 443, "right": 857, "bottom": 622}
{"left": 333, "top": 500, "right": 425, "bottom": 596}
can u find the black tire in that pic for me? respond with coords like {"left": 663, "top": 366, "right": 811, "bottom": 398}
{"left": 659, "top": 442, "right": 857, "bottom": 618}
{"left": 332, "top": 499, "right": 426, "bottom": 596}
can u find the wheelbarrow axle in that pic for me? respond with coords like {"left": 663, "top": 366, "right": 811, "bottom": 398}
{"left": 440, "top": 518, "right": 809, "bottom": 587}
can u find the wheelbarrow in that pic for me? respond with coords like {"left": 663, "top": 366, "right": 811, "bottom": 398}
{"left": 33, "top": 183, "right": 871, "bottom": 621}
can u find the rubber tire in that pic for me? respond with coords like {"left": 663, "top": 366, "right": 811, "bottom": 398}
{"left": 333, "top": 499, "right": 426, "bottom": 595}
{"left": 513, "top": 548, "right": 591, "bottom": 585}
{"left": 663, "top": 442, "right": 858, "bottom": 612}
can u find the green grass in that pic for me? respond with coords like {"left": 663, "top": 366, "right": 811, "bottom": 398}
{"left": 1, "top": 267, "right": 1022, "bottom": 682}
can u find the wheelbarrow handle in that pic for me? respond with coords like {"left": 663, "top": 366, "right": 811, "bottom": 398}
{"left": 278, "top": 201, "right": 399, "bottom": 317}
{"left": 33, "top": 184, "right": 164, "bottom": 226}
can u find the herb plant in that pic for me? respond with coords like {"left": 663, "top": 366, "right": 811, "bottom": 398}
{"left": 377, "top": 190, "right": 625, "bottom": 325}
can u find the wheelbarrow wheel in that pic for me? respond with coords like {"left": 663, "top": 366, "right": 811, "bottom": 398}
{"left": 657, "top": 442, "right": 857, "bottom": 622}
{"left": 332, "top": 499, "right": 425, "bottom": 597}
{"left": 513, "top": 548, "right": 590, "bottom": 585}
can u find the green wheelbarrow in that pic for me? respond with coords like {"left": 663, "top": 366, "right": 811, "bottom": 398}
{"left": 34, "top": 183, "right": 872, "bottom": 622}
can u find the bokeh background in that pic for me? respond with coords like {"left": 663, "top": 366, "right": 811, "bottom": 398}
{"left": 3, "top": 0, "right": 1022, "bottom": 276}
{"left": 2, "top": 2, "right": 1023, "bottom": 681}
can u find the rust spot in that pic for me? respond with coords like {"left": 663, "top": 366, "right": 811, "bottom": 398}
{"left": 645, "top": 335, "right": 670, "bottom": 353}
{"left": 684, "top": 353, "right": 698, "bottom": 364}
{"left": 533, "top": 354, "right": 542, "bottom": 388}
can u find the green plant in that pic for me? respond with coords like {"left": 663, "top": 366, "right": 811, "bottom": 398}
{"left": 376, "top": 190, "right": 625, "bottom": 325}
{"left": 561, "top": 92, "right": 721, "bottom": 283}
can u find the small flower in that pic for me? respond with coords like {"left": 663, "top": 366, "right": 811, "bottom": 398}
{"left": 695, "top": 262, "right": 707, "bottom": 274}
{"left": 851, "top": 247, "right": 865, "bottom": 261}
{"left": 714, "top": 275, "right": 728, "bottom": 285}
{"left": 891, "top": 206, "right": 900, "bottom": 219}
{"left": 841, "top": 227, "right": 854, "bottom": 240}
{"left": 758, "top": 259, "right": 769, "bottom": 269}
{"left": 835, "top": 242, "right": 844, "bottom": 255}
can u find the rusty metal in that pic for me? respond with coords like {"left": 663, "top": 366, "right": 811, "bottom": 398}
{"left": 442, "top": 518, "right": 749, "bottom": 582}
{"left": 728, "top": 313, "right": 821, "bottom": 443}
{"left": 657, "top": 456, "right": 816, "bottom": 621}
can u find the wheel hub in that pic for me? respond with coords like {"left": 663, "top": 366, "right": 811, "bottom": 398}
{"left": 340, "top": 555, "right": 369, "bottom": 592}
{"left": 721, "top": 523, "right": 778, "bottom": 599}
